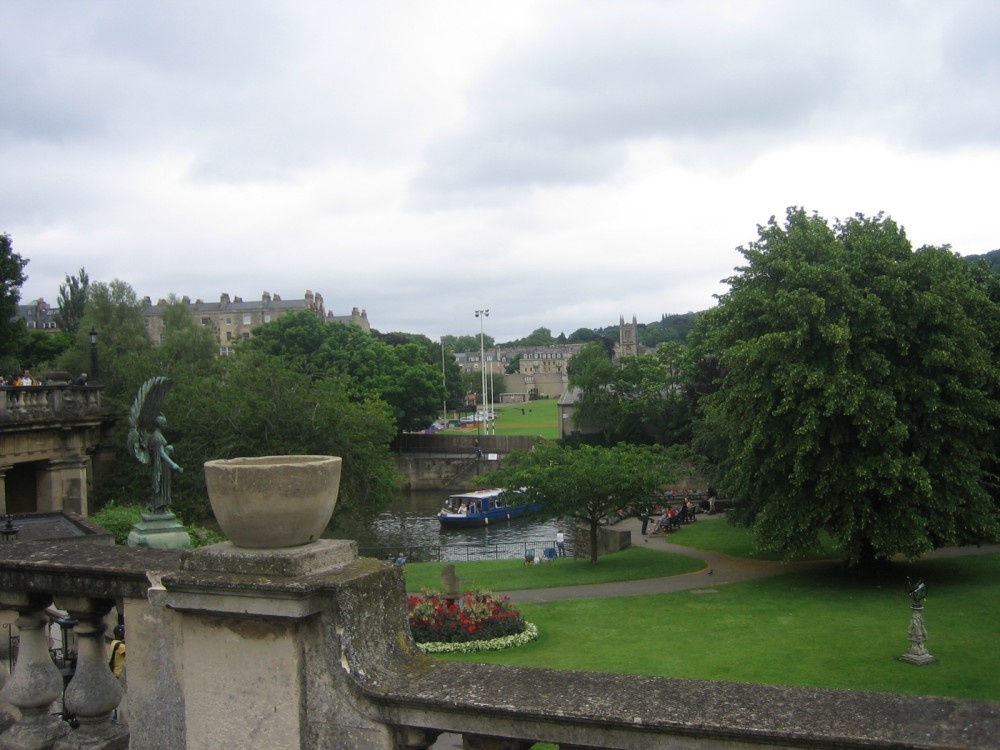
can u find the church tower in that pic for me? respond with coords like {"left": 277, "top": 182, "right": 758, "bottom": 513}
{"left": 618, "top": 314, "right": 639, "bottom": 360}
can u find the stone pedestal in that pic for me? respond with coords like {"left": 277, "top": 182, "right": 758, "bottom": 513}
{"left": 127, "top": 512, "right": 190, "bottom": 549}
{"left": 900, "top": 608, "right": 936, "bottom": 666}
{"left": 136, "top": 538, "right": 404, "bottom": 749}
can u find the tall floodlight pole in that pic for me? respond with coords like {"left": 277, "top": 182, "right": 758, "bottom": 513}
{"left": 440, "top": 336, "right": 448, "bottom": 422}
{"left": 492, "top": 344, "right": 500, "bottom": 435}
{"left": 487, "top": 354, "right": 493, "bottom": 436}
{"left": 475, "top": 309, "right": 489, "bottom": 437}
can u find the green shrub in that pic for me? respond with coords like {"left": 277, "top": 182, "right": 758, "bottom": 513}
{"left": 187, "top": 524, "right": 224, "bottom": 548}
{"left": 90, "top": 502, "right": 225, "bottom": 547}
{"left": 89, "top": 503, "right": 144, "bottom": 545}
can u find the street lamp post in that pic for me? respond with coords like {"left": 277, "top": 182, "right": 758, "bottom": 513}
{"left": 88, "top": 328, "right": 99, "bottom": 383}
{"left": 475, "top": 309, "right": 489, "bottom": 437}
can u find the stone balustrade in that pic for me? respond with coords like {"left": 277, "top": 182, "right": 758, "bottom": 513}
{"left": 1, "top": 540, "right": 998, "bottom": 749}
{"left": 0, "top": 386, "right": 105, "bottom": 425}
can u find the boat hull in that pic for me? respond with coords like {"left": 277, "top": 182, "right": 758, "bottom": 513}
{"left": 438, "top": 503, "right": 545, "bottom": 528}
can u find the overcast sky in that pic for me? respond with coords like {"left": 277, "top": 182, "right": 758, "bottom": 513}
{"left": 3, "top": 1, "right": 998, "bottom": 342}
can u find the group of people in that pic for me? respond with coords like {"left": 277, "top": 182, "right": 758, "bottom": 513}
{"left": 0, "top": 370, "right": 88, "bottom": 387}
{"left": 649, "top": 499, "right": 703, "bottom": 534}
{"left": 1, "top": 370, "right": 35, "bottom": 386}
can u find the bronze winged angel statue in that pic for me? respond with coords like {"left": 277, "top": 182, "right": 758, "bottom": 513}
{"left": 127, "top": 376, "right": 184, "bottom": 514}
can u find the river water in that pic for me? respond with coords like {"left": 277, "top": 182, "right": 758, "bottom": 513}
{"left": 326, "top": 489, "right": 570, "bottom": 562}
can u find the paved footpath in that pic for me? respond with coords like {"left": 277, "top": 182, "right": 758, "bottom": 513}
{"left": 499, "top": 514, "right": 1000, "bottom": 604}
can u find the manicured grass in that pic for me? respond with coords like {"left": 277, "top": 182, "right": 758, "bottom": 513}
{"left": 432, "top": 552, "right": 1000, "bottom": 702}
{"left": 441, "top": 399, "right": 560, "bottom": 439}
{"left": 404, "top": 545, "right": 705, "bottom": 593}
{"left": 667, "top": 515, "right": 841, "bottom": 561}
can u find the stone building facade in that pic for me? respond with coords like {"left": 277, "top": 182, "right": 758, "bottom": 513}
{"left": 142, "top": 291, "right": 370, "bottom": 354}
{"left": 14, "top": 299, "right": 59, "bottom": 331}
{"left": 455, "top": 315, "right": 645, "bottom": 401}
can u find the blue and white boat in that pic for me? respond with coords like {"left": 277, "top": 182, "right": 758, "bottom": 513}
{"left": 437, "top": 488, "right": 544, "bottom": 528}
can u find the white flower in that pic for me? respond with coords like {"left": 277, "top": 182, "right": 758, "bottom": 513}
{"left": 416, "top": 623, "right": 539, "bottom": 654}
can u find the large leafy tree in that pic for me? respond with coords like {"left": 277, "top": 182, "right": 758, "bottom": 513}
{"left": 153, "top": 295, "right": 219, "bottom": 377}
{"left": 697, "top": 208, "right": 998, "bottom": 567}
{"left": 58, "top": 279, "right": 153, "bottom": 405}
{"left": 442, "top": 333, "right": 494, "bottom": 352}
{"left": 94, "top": 348, "right": 399, "bottom": 524}
{"left": 517, "top": 327, "right": 556, "bottom": 346}
{"left": 55, "top": 268, "right": 90, "bottom": 333}
{"left": 484, "top": 442, "right": 682, "bottom": 563}
{"left": 0, "top": 233, "right": 29, "bottom": 362}
{"left": 163, "top": 350, "right": 398, "bottom": 523}
{"left": 245, "top": 312, "right": 444, "bottom": 432}
{"left": 568, "top": 341, "right": 693, "bottom": 446}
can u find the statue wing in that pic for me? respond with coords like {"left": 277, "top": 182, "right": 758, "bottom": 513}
{"left": 127, "top": 376, "right": 173, "bottom": 462}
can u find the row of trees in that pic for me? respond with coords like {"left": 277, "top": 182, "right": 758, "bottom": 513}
{"left": 0, "top": 235, "right": 471, "bottom": 525}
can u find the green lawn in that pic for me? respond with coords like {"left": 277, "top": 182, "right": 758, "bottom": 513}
{"left": 446, "top": 553, "right": 1000, "bottom": 702}
{"left": 404, "top": 545, "right": 705, "bottom": 593}
{"left": 407, "top": 521, "right": 1000, "bottom": 701}
{"left": 663, "top": 516, "right": 842, "bottom": 561}
{"left": 441, "top": 399, "right": 560, "bottom": 439}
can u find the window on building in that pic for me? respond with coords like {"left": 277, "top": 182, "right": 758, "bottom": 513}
{"left": 242, "top": 332, "right": 250, "bottom": 340}
{"left": 226, "top": 331, "right": 232, "bottom": 341}
{"left": 201, "top": 317, "right": 211, "bottom": 325}
{"left": 263, "top": 313, "right": 271, "bottom": 323}
{"left": 243, "top": 314, "right": 252, "bottom": 325}
{"left": 225, "top": 317, "right": 232, "bottom": 325}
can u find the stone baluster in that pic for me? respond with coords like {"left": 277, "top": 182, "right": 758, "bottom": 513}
{"left": 52, "top": 597, "right": 127, "bottom": 750}
{"left": 393, "top": 727, "right": 441, "bottom": 749}
{"left": 0, "top": 591, "right": 71, "bottom": 749}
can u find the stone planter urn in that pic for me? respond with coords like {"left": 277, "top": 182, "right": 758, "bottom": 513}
{"left": 203, "top": 455, "right": 342, "bottom": 548}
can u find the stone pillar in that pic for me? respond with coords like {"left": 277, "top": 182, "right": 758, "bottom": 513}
{"left": 0, "top": 591, "right": 71, "bottom": 750}
{"left": 0, "top": 466, "right": 9, "bottom": 515}
{"left": 148, "top": 539, "right": 397, "bottom": 749}
{"left": 36, "top": 459, "right": 89, "bottom": 516}
{"left": 52, "top": 597, "right": 127, "bottom": 750}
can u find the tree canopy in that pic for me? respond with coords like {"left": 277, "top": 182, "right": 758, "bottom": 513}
{"left": 0, "top": 233, "right": 28, "bottom": 365}
{"left": 55, "top": 268, "right": 90, "bottom": 333}
{"left": 442, "top": 333, "right": 495, "bottom": 352}
{"left": 696, "top": 208, "right": 999, "bottom": 567}
{"left": 244, "top": 312, "right": 444, "bottom": 432}
{"left": 567, "top": 341, "right": 693, "bottom": 446}
{"left": 483, "top": 442, "right": 684, "bottom": 563}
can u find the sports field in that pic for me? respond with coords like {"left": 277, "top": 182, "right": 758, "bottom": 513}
{"left": 441, "top": 398, "right": 560, "bottom": 439}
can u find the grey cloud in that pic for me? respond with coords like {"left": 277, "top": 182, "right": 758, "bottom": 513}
{"left": 0, "top": 3, "right": 424, "bottom": 182}
{"left": 414, "top": 1, "right": 1000, "bottom": 202}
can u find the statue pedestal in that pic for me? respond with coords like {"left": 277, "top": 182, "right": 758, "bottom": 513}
{"left": 127, "top": 511, "right": 191, "bottom": 549}
{"left": 900, "top": 649, "right": 936, "bottom": 666}
{"left": 899, "top": 606, "right": 936, "bottom": 666}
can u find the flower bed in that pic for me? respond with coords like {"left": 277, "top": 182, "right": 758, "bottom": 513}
{"left": 407, "top": 590, "right": 538, "bottom": 653}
